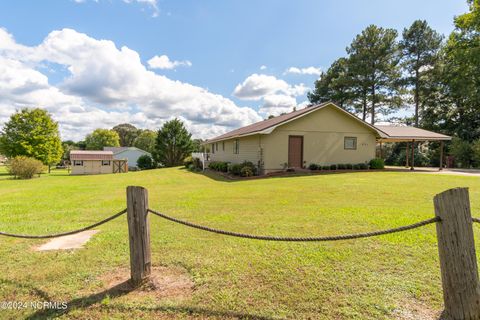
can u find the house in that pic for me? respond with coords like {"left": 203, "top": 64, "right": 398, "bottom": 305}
{"left": 203, "top": 102, "right": 451, "bottom": 174}
{"left": 70, "top": 150, "right": 127, "bottom": 175}
{"left": 103, "top": 147, "right": 151, "bottom": 170}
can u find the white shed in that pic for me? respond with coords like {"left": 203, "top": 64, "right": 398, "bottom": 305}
{"left": 104, "top": 147, "right": 151, "bottom": 169}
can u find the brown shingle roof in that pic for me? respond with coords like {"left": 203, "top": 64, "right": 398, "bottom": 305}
{"left": 204, "top": 102, "right": 451, "bottom": 143}
{"left": 376, "top": 125, "right": 451, "bottom": 141}
{"left": 206, "top": 102, "right": 354, "bottom": 143}
{"left": 70, "top": 150, "right": 114, "bottom": 160}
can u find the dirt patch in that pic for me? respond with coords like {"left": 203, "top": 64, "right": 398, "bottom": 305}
{"left": 97, "top": 266, "right": 194, "bottom": 301}
{"left": 392, "top": 298, "right": 442, "bottom": 320}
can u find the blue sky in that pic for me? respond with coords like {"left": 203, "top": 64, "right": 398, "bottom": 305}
{"left": 0, "top": 0, "right": 469, "bottom": 140}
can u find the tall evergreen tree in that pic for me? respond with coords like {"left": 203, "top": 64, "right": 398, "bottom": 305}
{"left": 441, "top": 0, "right": 480, "bottom": 141}
{"left": 154, "top": 119, "right": 193, "bottom": 167}
{"left": 308, "top": 58, "right": 353, "bottom": 110}
{"left": 346, "top": 25, "right": 402, "bottom": 124}
{"left": 399, "top": 20, "right": 443, "bottom": 127}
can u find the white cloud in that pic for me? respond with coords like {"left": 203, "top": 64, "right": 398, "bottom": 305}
{"left": 285, "top": 66, "right": 322, "bottom": 76}
{"left": 233, "top": 73, "right": 310, "bottom": 117}
{"left": 258, "top": 94, "right": 297, "bottom": 116}
{"left": 147, "top": 54, "right": 192, "bottom": 70}
{"left": 233, "top": 73, "right": 308, "bottom": 101}
{"left": 260, "top": 65, "right": 267, "bottom": 70}
{"left": 73, "top": 0, "right": 159, "bottom": 17}
{"left": 0, "top": 28, "right": 262, "bottom": 140}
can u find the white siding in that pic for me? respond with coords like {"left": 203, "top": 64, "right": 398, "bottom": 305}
{"left": 113, "top": 149, "right": 151, "bottom": 168}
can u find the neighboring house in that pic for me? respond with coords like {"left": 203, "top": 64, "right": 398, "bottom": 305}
{"left": 0, "top": 155, "right": 6, "bottom": 165}
{"left": 103, "top": 147, "right": 151, "bottom": 169}
{"left": 204, "top": 102, "right": 450, "bottom": 174}
{"left": 70, "top": 150, "right": 127, "bottom": 175}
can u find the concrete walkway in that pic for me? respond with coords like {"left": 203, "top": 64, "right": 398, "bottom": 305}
{"left": 35, "top": 230, "right": 99, "bottom": 251}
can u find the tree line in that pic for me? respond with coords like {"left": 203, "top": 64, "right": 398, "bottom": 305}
{"left": 308, "top": 0, "right": 480, "bottom": 167}
{"left": 0, "top": 108, "right": 201, "bottom": 175}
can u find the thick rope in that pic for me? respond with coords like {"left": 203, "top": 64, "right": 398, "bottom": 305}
{"left": 0, "top": 209, "right": 127, "bottom": 239}
{"left": 148, "top": 209, "right": 440, "bottom": 242}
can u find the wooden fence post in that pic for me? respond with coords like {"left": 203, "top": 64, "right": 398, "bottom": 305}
{"left": 126, "top": 186, "right": 151, "bottom": 287}
{"left": 434, "top": 188, "right": 480, "bottom": 319}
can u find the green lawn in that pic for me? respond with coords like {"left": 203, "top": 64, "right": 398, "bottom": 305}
{"left": 1, "top": 167, "right": 480, "bottom": 319}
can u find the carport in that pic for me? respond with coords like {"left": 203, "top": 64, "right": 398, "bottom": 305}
{"left": 375, "top": 125, "right": 452, "bottom": 170}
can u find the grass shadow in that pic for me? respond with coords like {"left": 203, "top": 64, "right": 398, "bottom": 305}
{"left": 190, "top": 168, "right": 396, "bottom": 183}
{"left": 26, "top": 280, "right": 275, "bottom": 320}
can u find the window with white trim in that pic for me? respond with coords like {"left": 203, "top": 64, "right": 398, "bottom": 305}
{"left": 73, "top": 160, "right": 83, "bottom": 166}
{"left": 233, "top": 139, "right": 239, "bottom": 154}
{"left": 344, "top": 137, "right": 357, "bottom": 150}
{"left": 102, "top": 160, "right": 111, "bottom": 166}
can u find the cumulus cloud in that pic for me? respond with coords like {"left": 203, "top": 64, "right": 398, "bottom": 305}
{"left": 233, "top": 73, "right": 309, "bottom": 117}
{"left": 285, "top": 66, "right": 322, "bottom": 76}
{"left": 147, "top": 54, "right": 192, "bottom": 70}
{"left": 233, "top": 73, "right": 308, "bottom": 101}
{"left": 260, "top": 65, "right": 267, "bottom": 70}
{"left": 0, "top": 27, "right": 262, "bottom": 140}
{"left": 258, "top": 94, "right": 297, "bottom": 116}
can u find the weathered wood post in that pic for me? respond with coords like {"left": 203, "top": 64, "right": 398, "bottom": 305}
{"left": 434, "top": 188, "right": 480, "bottom": 319}
{"left": 126, "top": 186, "right": 151, "bottom": 287}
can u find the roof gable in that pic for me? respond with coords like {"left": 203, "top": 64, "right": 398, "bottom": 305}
{"left": 206, "top": 102, "right": 385, "bottom": 143}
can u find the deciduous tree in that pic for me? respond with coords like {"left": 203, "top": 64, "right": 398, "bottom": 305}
{"left": 85, "top": 129, "right": 120, "bottom": 150}
{"left": 0, "top": 108, "right": 63, "bottom": 171}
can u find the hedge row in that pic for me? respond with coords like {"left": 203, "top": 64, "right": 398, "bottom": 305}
{"left": 208, "top": 161, "right": 257, "bottom": 177}
{"left": 308, "top": 158, "right": 385, "bottom": 171}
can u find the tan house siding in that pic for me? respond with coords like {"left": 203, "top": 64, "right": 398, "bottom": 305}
{"left": 261, "top": 105, "right": 376, "bottom": 172}
{"left": 209, "top": 135, "right": 262, "bottom": 166}
{"left": 71, "top": 160, "right": 113, "bottom": 175}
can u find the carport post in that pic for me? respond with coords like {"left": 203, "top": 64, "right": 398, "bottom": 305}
{"left": 405, "top": 142, "right": 409, "bottom": 167}
{"left": 126, "top": 186, "right": 151, "bottom": 287}
{"left": 410, "top": 139, "right": 415, "bottom": 171}
{"left": 439, "top": 141, "right": 444, "bottom": 171}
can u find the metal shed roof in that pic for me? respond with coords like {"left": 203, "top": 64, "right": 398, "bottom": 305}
{"left": 70, "top": 150, "right": 114, "bottom": 160}
{"left": 376, "top": 125, "right": 451, "bottom": 142}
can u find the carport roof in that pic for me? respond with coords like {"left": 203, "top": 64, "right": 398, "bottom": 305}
{"left": 376, "top": 125, "right": 451, "bottom": 142}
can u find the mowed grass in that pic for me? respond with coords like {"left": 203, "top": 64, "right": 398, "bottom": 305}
{"left": 1, "top": 166, "right": 480, "bottom": 319}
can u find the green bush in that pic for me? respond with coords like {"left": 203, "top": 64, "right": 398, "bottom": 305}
{"left": 137, "top": 154, "right": 155, "bottom": 170}
{"left": 240, "top": 166, "right": 253, "bottom": 177}
{"left": 308, "top": 163, "right": 318, "bottom": 170}
{"left": 369, "top": 158, "right": 385, "bottom": 169}
{"left": 183, "top": 156, "right": 193, "bottom": 168}
{"left": 450, "top": 137, "right": 473, "bottom": 168}
{"left": 321, "top": 165, "right": 330, "bottom": 170}
{"left": 353, "top": 163, "right": 368, "bottom": 170}
{"left": 473, "top": 140, "right": 480, "bottom": 168}
{"left": 227, "top": 161, "right": 257, "bottom": 176}
{"left": 7, "top": 156, "right": 45, "bottom": 179}
{"left": 209, "top": 161, "right": 229, "bottom": 172}
{"left": 228, "top": 163, "right": 243, "bottom": 175}
{"left": 337, "top": 164, "right": 346, "bottom": 170}
{"left": 330, "top": 164, "right": 337, "bottom": 170}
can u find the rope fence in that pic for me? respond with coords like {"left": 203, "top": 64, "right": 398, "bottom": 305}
{"left": 0, "top": 186, "right": 479, "bottom": 317}
{"left": 0, "top": 208, "right": 479, "bottom": 240}
{"left": 147, "top": 208, "right": 441, "bottom": 242}
{"left": 0, "top": 209, "right": 126, "bottom": 239}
